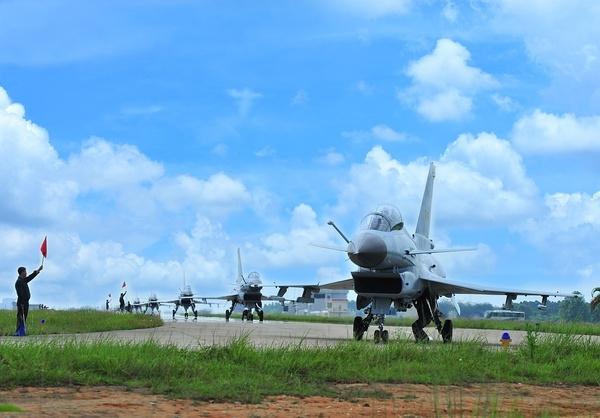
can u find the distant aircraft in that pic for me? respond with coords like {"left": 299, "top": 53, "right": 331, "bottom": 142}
{"left": 205, "top": 248, "right": 286, "bottom": 322}
{"left": 132, "top": 294, "right": 161, "bottom": 315}
{"left": 161, "top": 285, "right": 209, "bottom": 320}
{"left": 279, "top": 163, "right": 574, "bottom": 343}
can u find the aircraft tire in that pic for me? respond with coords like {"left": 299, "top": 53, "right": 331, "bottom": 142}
{"left": 353, "top": 316, "right": 365, "bottom": 341}
{"left": 374, "top": 329, "right": 381, "bottom": 344}
{"left": 258, "top": 311, "right": 264, "bottom": 322}
{"left": 225, "top": 310, "right": 231, "bottom": 322}
{"left": 441, "top": 319, "right": 453, "bottom": 343}
{"left": 381, "top": 330, "right": 389, "bottom": 343}
{"left": 248, "top": 313, "right": 254, "bottom": 322}
{"left": 184, "top": 312, "right": 188, "bottom": 319}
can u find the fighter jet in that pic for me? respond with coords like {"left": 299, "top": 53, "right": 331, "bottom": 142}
{"left": 160, "top": 285, "right": 209, "bottom": 319}
{"left": 205, "top": 248, "right": 286, "bottom": 322}
{"left": 279, "top": 163, "right": 574, "bottom": 343}
{"left": 132, "top": 294, "right": 161, "bottom": 315}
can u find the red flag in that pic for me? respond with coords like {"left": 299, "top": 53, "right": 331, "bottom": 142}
{"left": 40, "top": 236, "right": 48, "bottom": 258}
{"left": 122, "top": 281, "right": 127, "bottom": 288}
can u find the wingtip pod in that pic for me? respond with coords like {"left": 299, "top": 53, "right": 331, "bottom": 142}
{"left": 415, "top": 162, "right": 436, "bottom": 243}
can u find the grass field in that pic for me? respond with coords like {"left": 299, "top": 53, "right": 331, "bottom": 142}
{"left": 213, "top": 312, "right": 600, "bottom": 336}
{"left": 1, "top": 331, "right": 598, "bottom": 403}
{"left": 0, "top": 309, "right": 163, "bottom": 336}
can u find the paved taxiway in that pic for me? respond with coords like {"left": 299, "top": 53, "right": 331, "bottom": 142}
{"left": 3, "top": 317, "right": 598, "bottom": 347}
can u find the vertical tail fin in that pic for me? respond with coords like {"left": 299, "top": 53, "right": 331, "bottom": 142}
{"left": 237, "top": 248, "right": 246, "bottom": 284}
{"left": 415, "top": 162, "right": 436, "bottom": 239}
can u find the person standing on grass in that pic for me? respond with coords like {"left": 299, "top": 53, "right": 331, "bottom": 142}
{"left": 119, "top": 291, "right": 127, "bottom": 312}
{"left": 15, "top": 264, "right": 43, "bottom": 335}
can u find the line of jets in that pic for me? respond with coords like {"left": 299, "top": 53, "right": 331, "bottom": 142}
{"left": 129, "top": 164, "right": 577, "bottom": 343}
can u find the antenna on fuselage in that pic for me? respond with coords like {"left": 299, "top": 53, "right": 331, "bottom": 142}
{"left": 415, "top": 162, "right": 436, "bottom": 241}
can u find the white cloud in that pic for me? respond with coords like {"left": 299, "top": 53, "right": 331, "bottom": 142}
{"left": 491, "top": 1, "right": 600, "bottom": 78}
{"left": 511, "top": 110, "right": 600, "bottom": 154}
{"left": 442, "top": 0, "right": 458, "bottom": 22}
{"left": 227, "top": 88, "right": 262, "bottom": 117}
{"left": 519, "top": 190, "right": 600, "bottom": 293}
{"left": 317, "top": 149, "right": 345, "bottom": 166}
{"left": 245, "top": 204, "right": 341, "bottom": 268}
{"left": 334, "top": 132, "right": 537, "bottom": 226}
{"left": 343, "top": 124, "right": 407, "bottom": 142}
{"left": 0, "top": 85, "right": 251, "bottom": 306}
{"left": 403, "top": 38, "right": 498, "bottom": 121}
{"left": 491, "top": 94, "right": 519, "bottom": 112}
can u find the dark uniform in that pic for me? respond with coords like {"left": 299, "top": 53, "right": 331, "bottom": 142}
{"left": 15, "top": 270, "right": 39, "bottom": 333}
{"left": 119, "top": 292, "right": 127, "bottom": 312}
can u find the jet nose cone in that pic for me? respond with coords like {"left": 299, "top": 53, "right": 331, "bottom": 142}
{"left": 348, "top": 233, "right": 387, "bottom": 268}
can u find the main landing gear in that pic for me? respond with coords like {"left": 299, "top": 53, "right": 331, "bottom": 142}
{"left": 226, "top": 302, "right": 264, "bottom": 322}
{"left": 411, "top": 291, "right": 453, "bottom": 343}
{"left": 353, "top": 308, "right": 390, "bottom": 344}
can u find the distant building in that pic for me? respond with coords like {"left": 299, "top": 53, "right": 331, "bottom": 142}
{"left": 0, "top": 299, "right": 47, "bottom": 310}
{"left": 292, "top": 290, "right": 349, "bottom": 317}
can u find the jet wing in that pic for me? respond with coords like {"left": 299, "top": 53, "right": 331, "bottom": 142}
{"left": 157, "top": 299, "right": 179, "bottom": 305}
{"left": 275, "top": 279, "right": 355, "bottom": 300}
{"left": 200, "top": 294, "right": 238, "bottom": 302}
{"left": 423, "top": 274, "right": 574, "bottom": 298}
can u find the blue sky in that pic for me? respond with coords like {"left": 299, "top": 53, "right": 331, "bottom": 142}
{"left": 1, "top": 0, "right": 600, "bottom": 307}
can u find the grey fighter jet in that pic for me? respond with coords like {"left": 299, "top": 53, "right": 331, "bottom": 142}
{"left": 132, "top": 294, "right": 161, "bottom": 315}
{"left": 205, "top": 248, "right": 286, "bottom": 322}
{"left": 279, "top": 163, "right": 574, "bottom": 343}
{"left": 160, "top": 285, "right": 209, "bottom": 320}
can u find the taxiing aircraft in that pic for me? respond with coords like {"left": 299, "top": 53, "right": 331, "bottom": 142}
{"left": 205, "top": 248, "right": 286, "bottom": 322}
{"left": 161, "top": 285, "right": 209, "bottom": 319}
{"left": 132, "top": 294, "right": 161, "bottom": 315}
{"left": 279, "top": 163, "right": 574, "bottom": 343}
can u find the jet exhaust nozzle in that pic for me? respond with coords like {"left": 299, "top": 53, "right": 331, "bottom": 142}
{"left": 348, "top": 233, "right": 387, "bottom": 268}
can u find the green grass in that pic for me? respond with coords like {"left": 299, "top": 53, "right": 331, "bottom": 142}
{"left": 0, "top": 309, "right": 163, "bottom": 336}
{"left": 0, "top": 403, "right": 23, "bottom": 412}
{"left": 215, "top": 312, "right": 600, "bottom": 336}
{"left": 0, "top": 331, "right": 598, "bottom": 403}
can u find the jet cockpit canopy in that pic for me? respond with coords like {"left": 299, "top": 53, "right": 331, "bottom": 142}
{"left": 360, "top": 204, "right": 404, "bottom": 232}
{"left": 246, "top": 271, "right": 262, "bottom": 286}
{"left": 181, "top": 285, "right": 193, "bottom": 297}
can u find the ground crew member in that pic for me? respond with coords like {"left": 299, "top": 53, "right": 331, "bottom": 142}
{"left": 15, "top": 264, "right": 43, "bottom": 335}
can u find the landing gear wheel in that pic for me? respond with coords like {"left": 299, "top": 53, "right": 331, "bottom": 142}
{"left": 353, "top": 316, "right": 365, "bottom": 341}
{"left": 441, "top": 319, "right": 453, "bottom": 343}
{"left": 184, "top": 312, "right": 188, "bottom": 319}
{"left": 193, "top": 311, "right": 198, "bottom": 320}
{"left": 374, "top": 329, "right": 381, "bottom": 344}
{"left": 381, "top": 330, "right": 389, "bottom": 344}
{"left": 258, "top": 311, "right": 264, "bottom": 322}
{"left": 241, "top": 311, "right": 248, "bottom": 321}
{"left": 248, "top": 313, "right": 254, "bottom": 322}
{"left": 172, "top": 309, "right": 176, "bottom": 319}
{"left": 225, "top": 310, "right": 231, "bottom": 322}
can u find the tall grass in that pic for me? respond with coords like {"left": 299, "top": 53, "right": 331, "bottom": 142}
{"left": 0, "top": 309, "right": 162, "bottom": 336}
{"left": 220, "top": 312, "right": 600, "bottom": 336}
{"left": 1, "top": 333, "right": 598, "bottom": 402}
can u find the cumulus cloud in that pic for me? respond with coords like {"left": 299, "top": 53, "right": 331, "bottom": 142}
{"left": 442, "top": 0, "right": 458, "bottom": 22}
{"left": 511, "top": 110, "right": 600, "bottom": 153}
{"left": 334, "top": 132, "right": 537, "bottom": 227}
{"left": 0, "top": 85, "right": 251, "bottom": 306}
{"left": 245, "top": 204, "right": 341, "bottom": 268}
{"left": 403, "top": 38, "right": 498, "bottom": 121}
{"left": 343, "top": 124, "right": 407, "bottom": 142}
{"left": 519, "top": 190, "right": 600, "bottom": 293}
